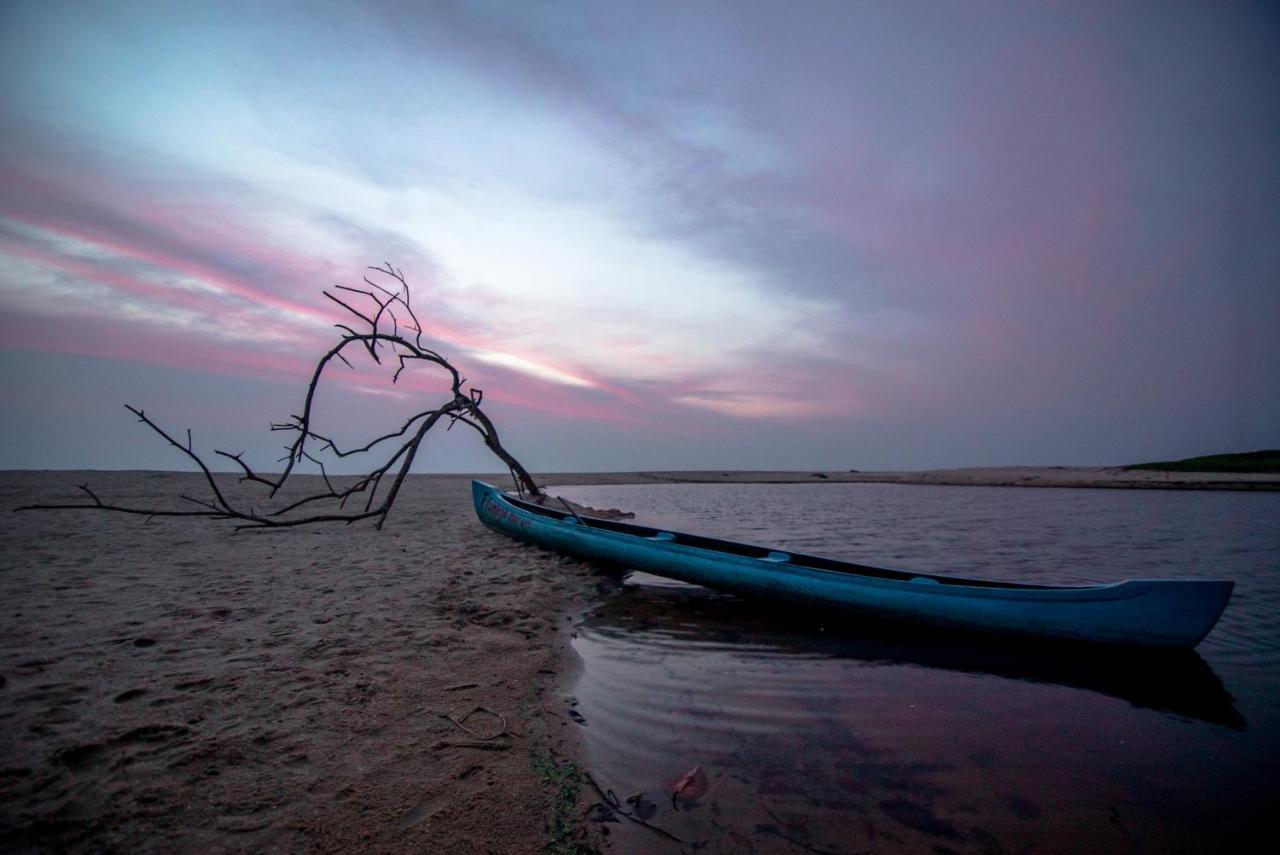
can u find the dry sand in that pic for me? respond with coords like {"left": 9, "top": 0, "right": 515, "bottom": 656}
{"left": 0, "top": 472, "right": 611, "bottom": 854}
{"left": 3, "top": 465, "right": 1273, "bottom": 852}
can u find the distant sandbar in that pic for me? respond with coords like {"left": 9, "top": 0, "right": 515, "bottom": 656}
{"left": 535, "top": 467, "right": 1280, "bottom": 491}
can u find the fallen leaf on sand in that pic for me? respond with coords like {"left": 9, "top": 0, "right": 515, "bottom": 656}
{"left": 667, "top": 765, "right": 709, "bottom": 803}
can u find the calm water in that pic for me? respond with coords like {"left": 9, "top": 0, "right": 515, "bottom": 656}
{"left": 553, "top": 483, "right": 1280, "bottom": 854}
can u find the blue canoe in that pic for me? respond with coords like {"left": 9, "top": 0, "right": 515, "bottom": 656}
{"left": 472, "top": 481, "right": 1233, "bottom": 649}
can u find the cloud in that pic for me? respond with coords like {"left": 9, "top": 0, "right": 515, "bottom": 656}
{"left": 1, "top": 1, "right": 1277, "bottom": 471}
{"left": 467, "top": 349, "right": 595, "bottom": 389}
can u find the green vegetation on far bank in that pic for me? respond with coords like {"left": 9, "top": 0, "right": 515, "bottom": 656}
{"left": 1126, "top": 450, "right": 1280, "bottom": 474}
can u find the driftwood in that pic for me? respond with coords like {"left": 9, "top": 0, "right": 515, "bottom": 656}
{"left": 16, "top": 263, "right": 540, "bottom": 529}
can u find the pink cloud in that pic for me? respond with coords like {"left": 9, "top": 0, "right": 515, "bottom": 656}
{"left": 1, "top": 155, "right": 644, "bottom": 411}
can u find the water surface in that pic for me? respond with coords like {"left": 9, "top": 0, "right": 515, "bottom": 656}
{"left": 554, "top": 483, "right": 1280, "bottom": 853}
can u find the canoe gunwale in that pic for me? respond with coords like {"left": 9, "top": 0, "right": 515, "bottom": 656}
{"left": 491, "top": 486, "right": 1127, "bottom": 596}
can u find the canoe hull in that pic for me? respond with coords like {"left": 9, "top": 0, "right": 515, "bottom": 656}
{"left": 472, "top": 481, "right": 1232, "bottom": 648}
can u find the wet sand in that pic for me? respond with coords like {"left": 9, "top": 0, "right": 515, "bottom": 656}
{"left": 3, "top": 466, "right": 1274, "bottom": 852}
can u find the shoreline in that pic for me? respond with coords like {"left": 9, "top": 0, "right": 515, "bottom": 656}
{"left": 535, "top": 466, "right": 1280, "bottom": 491}
{"left": 8, "top": 465, "right": 1277, "bottom": 492}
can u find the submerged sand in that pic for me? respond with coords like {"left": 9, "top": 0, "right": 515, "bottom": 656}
{"left": 3, "top": 465, "right": 1274, "bottom": 852}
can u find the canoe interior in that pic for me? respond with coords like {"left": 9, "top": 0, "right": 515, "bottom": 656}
{"left": 503, "top": 489, "right": 1070, "bottom": 591}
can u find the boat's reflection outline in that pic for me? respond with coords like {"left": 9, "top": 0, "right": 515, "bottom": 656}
{"left": 584, "top": 573, "right": 1246, "bottom": 731}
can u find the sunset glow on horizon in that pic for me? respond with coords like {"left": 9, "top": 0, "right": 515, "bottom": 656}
{"left": 1, "top": 1, "right": 1277, "bottom": 473}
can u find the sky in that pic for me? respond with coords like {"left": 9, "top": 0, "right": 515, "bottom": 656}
{"left": 1, "top": 0, "right": 1277, "bottom": 474}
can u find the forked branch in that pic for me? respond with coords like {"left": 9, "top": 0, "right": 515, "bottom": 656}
{"left": 16, "top": 264, "right": 541, "bottom": 530}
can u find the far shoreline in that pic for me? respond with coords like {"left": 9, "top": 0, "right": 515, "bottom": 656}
{"left": 6, "top": 466, "right": 1279, "bottom": 491}
{"left": 537, "top": 466, "right": 1280, "bottom": 492}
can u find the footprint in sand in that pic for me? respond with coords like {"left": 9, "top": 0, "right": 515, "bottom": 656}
{"left": 54, "top": 742, "right": 107, "bottom": 771}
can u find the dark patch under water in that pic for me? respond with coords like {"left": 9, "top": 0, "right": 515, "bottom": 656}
{"left": 554, "top": 483, "right": 1280, "bottom": 854}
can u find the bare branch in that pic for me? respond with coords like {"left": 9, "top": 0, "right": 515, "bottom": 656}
{"left": 16, "top": 265, "right": 542, "bottom": 530}
{"left": 323, "top": 290, "right": 374, "bottom": 326}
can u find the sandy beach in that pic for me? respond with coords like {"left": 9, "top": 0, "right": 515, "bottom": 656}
{"left": 3, "top": 465, "right": 1275, "bottom": 852}
{"left": 0, "top": 472, "right": 612, "bottom": 853}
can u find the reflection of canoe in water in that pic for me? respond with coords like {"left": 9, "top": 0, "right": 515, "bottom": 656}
{"left": 473, "top": 481, "right": 1234, "bottom": 649}
{"left": 585, "top": 579, "right": 1246, "bottom": 731}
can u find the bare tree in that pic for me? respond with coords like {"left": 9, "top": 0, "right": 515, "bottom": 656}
{"left": 16, "top": 263, "right": 541, "bottom": 529}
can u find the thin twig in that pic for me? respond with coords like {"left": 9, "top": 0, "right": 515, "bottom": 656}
{"left": 441, "top": 705, "right": 509, "bottom": 740}
{"left": 584, "top": 774, "right": 686, "bottom": 844}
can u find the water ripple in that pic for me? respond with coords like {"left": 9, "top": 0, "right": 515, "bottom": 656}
{"left": 559, "top": 483, "right": 1279, "bottom": 853}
